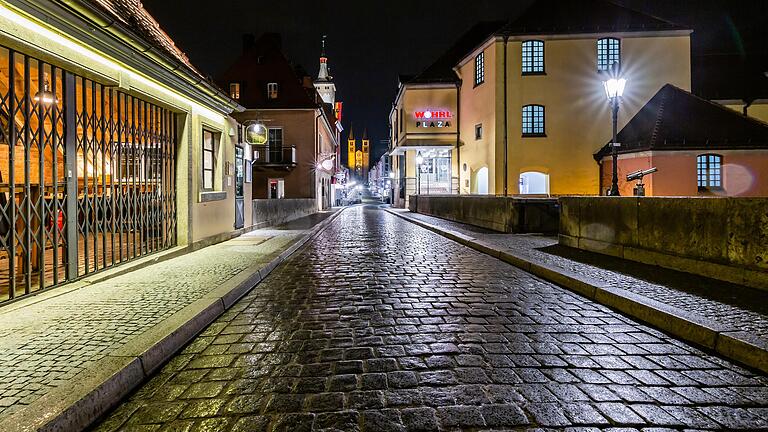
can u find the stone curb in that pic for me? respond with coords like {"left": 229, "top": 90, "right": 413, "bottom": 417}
{"left": 0, "top": 209, "right": 345, "bottom": 432}
{"left": 385, "top": 208, "right": 768, "bottom": 375}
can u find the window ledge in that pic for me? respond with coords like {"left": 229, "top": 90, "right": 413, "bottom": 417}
{"left": 473, "top": 81, "right": 484, "bottom": 88}
{"left": 522, "top": 71, "right": 546, "bottom": 76}
{"left": 199, "top": 191, "right": 227, "bottom": 203}
{"left": 522, "top": 133, "right": 547, "bottom": 138}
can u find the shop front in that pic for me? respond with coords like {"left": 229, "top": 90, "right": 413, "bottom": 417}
{"left": 389, "top": 81, "right": 460, "bottom": 208}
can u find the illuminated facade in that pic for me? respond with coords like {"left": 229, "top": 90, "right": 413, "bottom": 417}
{"left": 390, "top": 0, "right": 693, "bottom": 205}
{"left": 347, "top": 128, "right": 357, "bottom": 170}
{"left": 346, "top": 127, "right": 370, "bottom": 179}
{"left": 0, "top": 0, "right": 243, "bottom": 302}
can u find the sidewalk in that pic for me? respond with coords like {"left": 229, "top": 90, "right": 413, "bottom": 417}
{"left": 0, "top": 209, "right": 343, "bottom": 432}
{"left": 386, "top": 208, "right": 768, "bottom": 375}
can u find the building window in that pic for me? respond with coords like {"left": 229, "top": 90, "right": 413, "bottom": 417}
{"left": 522, "top": 105, "right": 545, "bottom": 136}
{"left": 697, "top": 154, "right": 723, "bottom": 190}
{"left": 474, "top": 52, "right": 485, "bottom": 86}
{"left": 202, "top": 130, "right": 217, "bottom": 190}
{"left": 267, "top": 82, "right": 279, "bottom": 99}
{"left": 522, "top": 40, "right": 545, "bottom": 74}
{"left": 229, "top": 82, "right": 240, "bottom": 100}
{"left": 475, "top": 124, "right": 483, "bottom": 140}
{"left": 597, "top": 38, "right": 621, "bottom": 72}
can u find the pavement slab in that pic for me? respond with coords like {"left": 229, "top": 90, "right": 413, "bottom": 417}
{"left": 94, "top": 205, "right": 768, "bottom": 431}
{"left": 0, "top": 210, "right": 340, "bottom": 431}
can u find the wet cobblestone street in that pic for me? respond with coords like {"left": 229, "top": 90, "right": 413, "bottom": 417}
{"left": 95, "top": 205, "right": 768, "bottom": 431}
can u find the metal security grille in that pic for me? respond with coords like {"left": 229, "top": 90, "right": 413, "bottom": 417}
{"left": 0, "top": 45, "right": 177, "bottom": 304}
{"left": 74, "top": 77, "right": 177, "bottom": 277}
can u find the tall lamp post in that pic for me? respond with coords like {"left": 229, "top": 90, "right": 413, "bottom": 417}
{"left": 603, "top": 74, "right": 627, "bottom": 196}
{"left": 415, "top": 153, "right": 424, "bottom": 195}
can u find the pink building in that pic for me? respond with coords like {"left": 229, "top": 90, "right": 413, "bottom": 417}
{"left": 595, "top": 85, "right": 768, "bottom": 197}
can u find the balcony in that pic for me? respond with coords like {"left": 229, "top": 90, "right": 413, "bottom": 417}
{"left": 252, "top": 145, "right": 297, "bottom": 171}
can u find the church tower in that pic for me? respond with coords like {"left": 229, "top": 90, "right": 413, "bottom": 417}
{"left": 361, "top": 128, "right": 370, "bottom": 176}
{"left": 314, "top": 35, "right": 336, "bottom": 105}
{"left": 347, "top": 127, "right": 356, "bottom": 170}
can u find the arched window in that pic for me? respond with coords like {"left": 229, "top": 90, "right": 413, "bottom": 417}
{"left": 522, "top": 105, "right": 545, "bottom": 136}
{"left": 597, "top": 38, "right": 621, "bottom": 72}
{"left": 697, "top": 154, "right": 723, "bottom": 189}
{"left": 519, "top": 172, "right": 549, "bottom": 195}
{"left": 522, "top": 40, "right": 545, "bottom": 74}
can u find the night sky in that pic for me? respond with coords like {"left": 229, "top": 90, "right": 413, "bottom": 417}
{"left": 142, "top": 0, "right": 767, "bottom": 166}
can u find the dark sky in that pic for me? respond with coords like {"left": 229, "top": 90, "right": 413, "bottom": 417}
{"left": 142, "top": 0, "right": 767, "bottom": 165}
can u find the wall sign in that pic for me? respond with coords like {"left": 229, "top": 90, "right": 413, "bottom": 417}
{"left": 244, "top": 123, "right": 268, "bottom": 145}
{"left": 414, "top": 109, "right": 453, "bottom": 128}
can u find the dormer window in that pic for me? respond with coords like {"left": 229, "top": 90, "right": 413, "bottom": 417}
{"left": 229, "top": 83, "right": 240, "bottom": 100}
{"left": 267, "top": 82, "right": 279, "bottom": 99}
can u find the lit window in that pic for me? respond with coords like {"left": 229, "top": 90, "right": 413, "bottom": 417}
{"left": 597, "top": 38, "right": 621, "bottom": 72}
{"left": 229, "top": 82, "right": 240, "bottom": 100}
{"left": 267, "top": 82, "right": 279, "bottom": 99}
{"left": 475, "top": 124, "right": 483, "bottom": 140}
{"left": 202, "top": 130, "right": 216, "bottom": 190}
{"left": 522, "top": 105, "right": 545, "bottom": 136}
{"left": 475, "top": 52, "right": 485, "bottom": 86}
{"left": 522, "top": 40, "right": 544, "bottom": 74}
{"left": 697, "top": 154, "right": 722, "bottom": 189}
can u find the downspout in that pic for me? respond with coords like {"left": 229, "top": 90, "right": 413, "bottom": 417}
{"left": 502, "top": 35, "right": 509, "bottom": 196}
{"left": 315, "top": 110, "right": 323, "bottom": 204}
{"left": 456, "top": 80, "right": 461, "bottom": 195}
{"left": 743, "top": 99, "right": 754, "bottom": 116}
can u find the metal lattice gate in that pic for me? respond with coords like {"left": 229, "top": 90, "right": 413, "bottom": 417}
{"left": 0, "top": 46, "right": 177, "bottom": 304}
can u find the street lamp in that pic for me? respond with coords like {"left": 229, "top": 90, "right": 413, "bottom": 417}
{"left": 603, "top": 74, "right": 627, "bottom": 196}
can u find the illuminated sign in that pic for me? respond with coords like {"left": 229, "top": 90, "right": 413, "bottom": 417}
{"left": 414, "top": 109, "right": 453, "bottom": 128}
{"left": 244, "top": 123, "right": 268, "bottom": 145}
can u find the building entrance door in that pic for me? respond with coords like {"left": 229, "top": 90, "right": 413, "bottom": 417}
{"left": 234, "top": 146, "right": 244, "bottom": 229}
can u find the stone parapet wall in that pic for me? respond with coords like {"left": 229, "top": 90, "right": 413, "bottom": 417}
{"left": 408, "top": 195, "right": 559, "bottom": 234}
{"left": 559, "top": 197, "right": 768, "bottom": 290}
{"left": 252, "top": 199, "right": 317, "bottom": 228}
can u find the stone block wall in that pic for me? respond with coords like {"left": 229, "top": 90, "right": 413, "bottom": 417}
{"left": 559, "top": 197, "right": 768, "bottom": 290}
{"left": 409, "top": 195, "right": 559, "bottom": 234}
{"left": 252, "top": 199, "right": 317, "bottom": 228}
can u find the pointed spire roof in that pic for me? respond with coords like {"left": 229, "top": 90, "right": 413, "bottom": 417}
{"left": 362, "top": 128, "right": 368, "bottom": 141}
{"left": 347, "top": 126, "right": 355, "bottom": 141}
{"left": 317, "top": 35, "right": 332, "bottom": 82}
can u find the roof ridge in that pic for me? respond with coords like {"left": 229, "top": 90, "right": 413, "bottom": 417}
{"left": 649, "top": 86, "right": 669, "bottom": 147}
{"left": 667, "top": 83, "right": 768, "bottom": 129}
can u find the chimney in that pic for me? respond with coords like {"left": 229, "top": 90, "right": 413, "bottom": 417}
{"left": 242, "top": 33, "right": 255, "bottom": 53}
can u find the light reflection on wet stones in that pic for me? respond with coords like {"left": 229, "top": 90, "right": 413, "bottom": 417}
{"left": 94, "top": 206, "right": 768, "bottom": 431}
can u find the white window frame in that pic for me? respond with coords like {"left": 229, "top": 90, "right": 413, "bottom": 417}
{"left": 229, "top": 82, "right": 240, "bottom": 100}
{"left": 474, "top": 52, "right": 485, "bottom": 86}
{"left": 267, "top": 82, "right": 279, "bottom": 99}
{"left": 202, "top": 130, "right": 217, "bottom": 191}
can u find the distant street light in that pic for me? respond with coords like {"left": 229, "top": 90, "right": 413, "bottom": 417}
{"left": 603, "top": 71, "right": 627, "bottom": 196}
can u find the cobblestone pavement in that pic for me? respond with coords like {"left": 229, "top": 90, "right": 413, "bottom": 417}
{"left": 0, "top": 213, "right": 333, "bottom": 417}
{"left": 398, "top": 210, "right": 768, "bottom": 341}
{"left": 95, "top": 205, "right": 768, "bottom": 431}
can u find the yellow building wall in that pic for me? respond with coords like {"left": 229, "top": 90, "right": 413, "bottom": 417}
{"left": 725, "top": 103, "right": 768, "bottom": 125}
{"left": 457, "top": 40, "right": 499, "bottom": 194}
{"left": 0, "top": 5, "right": 238, "bottom": 247}
{"left": 500, "top": 34, "right": 691, "bottom": 195}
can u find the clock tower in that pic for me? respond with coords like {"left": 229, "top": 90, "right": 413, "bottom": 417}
{"left": 314, "top": 35, "right": 336, "bottom": 105}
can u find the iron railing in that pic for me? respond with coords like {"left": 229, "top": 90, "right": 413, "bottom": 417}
{"left": 252, "top": 145, "right": 296, "bottom": 166}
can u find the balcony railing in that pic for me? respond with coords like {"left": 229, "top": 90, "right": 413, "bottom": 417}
{"left": 252, "top": 145, "right": 297, "bottom": 169}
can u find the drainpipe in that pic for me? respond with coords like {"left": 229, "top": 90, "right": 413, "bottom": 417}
{"left": 456, "top": 80, "right": 461, "bottom": 195}
{"left": 743, "top": 99, "right": 754, "bottom": 116}
{"left": 502, "top": 35, "right": 510, "bottom": 196}
{"left": 315, "top": 110, "right": 323, "bottom": 206}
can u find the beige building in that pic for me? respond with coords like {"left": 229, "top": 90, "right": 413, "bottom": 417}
{"left": 391, "top": 0, "right": 692, "bottom": 202}
{"left": 0, "top": 0, "right": 245, "bottom": 303}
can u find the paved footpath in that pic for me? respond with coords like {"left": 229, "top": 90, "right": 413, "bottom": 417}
{"left": 0, "top": 211, "right": 337, "bottom": 426}
{"left": 95, "top": 205, "right": 768, "bottom": 431}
